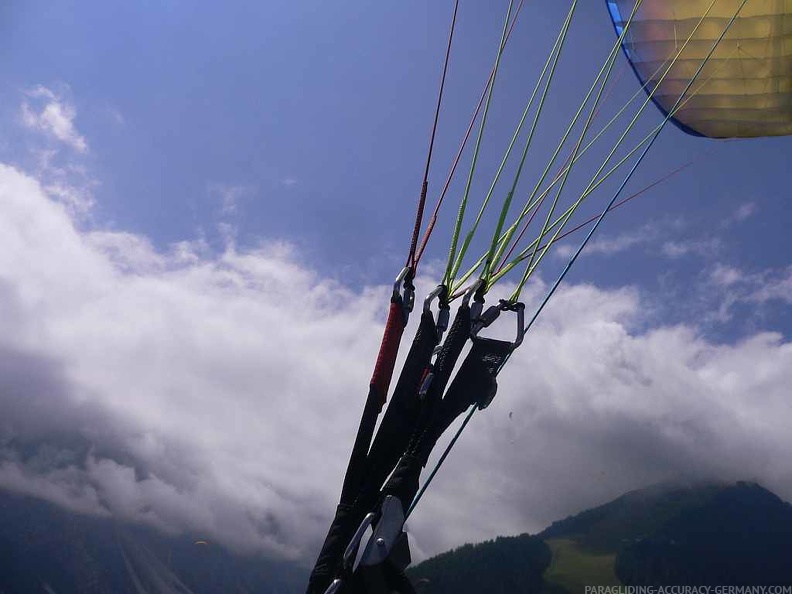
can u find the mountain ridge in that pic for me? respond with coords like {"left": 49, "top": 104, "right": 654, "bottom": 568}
{"left": 3, "top": 480, "right": 791, "bottom": 593}
{"left": 409, "top": 481, "right": 792, "bottom": 593}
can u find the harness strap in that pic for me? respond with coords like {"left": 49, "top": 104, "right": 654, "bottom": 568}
{"left": 306, "top": 308, "right": 437, "bottom": 594}
{"left": 343, "top": 334, "right": 514, "bottom": 593}
{"left": 360, "top": 310, "right": 440, "bottom": 502}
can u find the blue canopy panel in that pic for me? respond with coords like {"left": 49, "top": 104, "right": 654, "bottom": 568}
{"left": 606, "top": 0, "right": 792, "bottom": 139}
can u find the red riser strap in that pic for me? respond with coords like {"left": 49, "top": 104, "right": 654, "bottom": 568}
{"left": 369, "top": 301, "right": 407, "bottom": 407}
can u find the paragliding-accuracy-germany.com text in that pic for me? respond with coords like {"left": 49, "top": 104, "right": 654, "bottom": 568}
{"left": 585, "top": 586, "right": 792, "bottom": 594}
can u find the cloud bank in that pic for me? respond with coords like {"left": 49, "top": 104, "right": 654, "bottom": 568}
{"left": 0, "top": 160, "right": 791, "bottom": 564}
{"left": 0, "top": 161, "right": 387, "bottom": 560}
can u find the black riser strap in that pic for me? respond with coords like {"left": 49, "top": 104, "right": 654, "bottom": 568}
{"left": 381, "top": 336, "right": 513, "bottom": 511}
{"left": 360, "top": 311, "right": 438, "bottom": 497}
{"left": 417, "top": 336, "right": 513, "bottom": 463}
{"left": 307, "top": 311, "right": 436, "bottom": 594}
{"left": 406, "top": 304, "right": 471, "bottom": 455}
{"left": 340, "top": 387, "right": 384, "bottom": 503}
{"left": 306, "top": 503, "right": 358, "bottom": 594}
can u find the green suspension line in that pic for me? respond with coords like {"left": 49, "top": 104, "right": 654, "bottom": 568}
{"left": 449, "top": 0, "right": 579, "bottom": 287}
{"left": 442, "top": 0, "right": 514, "bottom": 289}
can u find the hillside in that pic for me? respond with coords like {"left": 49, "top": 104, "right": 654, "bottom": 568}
{"left": 409, "top": 482, "right": 792, "bottom": 593}
{"left": 616, "top": 482, "right": 792, "bottom": 586}
{"left": 407, "top": 533, "right": 552, "bottom": 593}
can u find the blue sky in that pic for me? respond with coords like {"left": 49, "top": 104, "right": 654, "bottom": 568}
{"left": 0, "top": 0, "right": 791, "bottom": 567}
{"left": 2, "top": 1, "right": 788, "bottom": 336}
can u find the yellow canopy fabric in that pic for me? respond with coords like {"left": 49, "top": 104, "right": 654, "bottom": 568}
{"left": 607, "top": 0, "right": 792, "bottom": 138}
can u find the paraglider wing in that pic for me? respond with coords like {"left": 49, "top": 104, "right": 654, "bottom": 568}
{"left": 607, "top": 0, "right": 792, "bottom": 138}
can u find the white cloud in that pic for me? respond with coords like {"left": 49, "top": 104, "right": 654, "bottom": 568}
{"left": 551, "top": 220, "right": 669, "bottom": 260}
{"left": 702, "top": 263, "right": 792, "bottom": 324}
{"left": 207, "top": 183, "right": 256, "bottom": 215}
{"left": 724, "top": 201, "right": 757, "bottom": 226}
{"left": 597, "top": 235, "right": 643, "bottom": 255}
{"left": 582, "top": 230, "right": 648, "bottom": 255}
{"left": 43, "top": 178, "right": 97, "bottom": 216}
{"left": 552, "top": 231, "right": 650, "bottom": 260}
{"left": 0, "top": 161, "right": 385, "bottom": 559}
{"left": 661, "top": 237, "right": 722, "bottom": 259}
{"left": 406, "top": 291, "right": 792, "bottom": 556}
{"left": 105, "top": 105, "right": 126, "bottom": 127}
{"left": 14, "top": 87, "right": 96, "bottom": 216}
{"left": 21, "top": 86, "right": 88, "bottom": 153}
{"left": 734, "top": 201, "right": 756, "bottom": 221}
{"left": 1, "top": 161, "right": 792, "bottom": 567}
{"left": 748, "top": 269, "right": 792, "bottom": 305}
{"left": 552, "top": 243, "right": 576, "bottom": 260}
{"left": 709, "top": 264, "right": 744, "bottom": 287}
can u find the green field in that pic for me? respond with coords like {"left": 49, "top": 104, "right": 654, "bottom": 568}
{"left": 543, "top": 538, "right": 621, "bottom": 594}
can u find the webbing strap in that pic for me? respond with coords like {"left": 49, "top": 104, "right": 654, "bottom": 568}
{"left": 361, "top": 311, "right": 439, "bottom": 501}
{"left": 315, "top": 306, "right": 471, "bottom": 594}
{"left": 307, "top": 501, "right": 358, "bottom": 594}
{"left": 340, "top": 387, "right": 384, "bottom": 505}
{"left": 417, "top": 336, "right": 514, "bottom": 466}
{"left": 322, "top": 312, "right": 516, "bottom": 593}
{"left": 370, "top": 300, "right": 409, "bottom": 406}
{"left": 406, "top": 304, "right": 472, "bottom": 456}
{"left": 341, "top": 296, "right": 409, "bottom": 506}
{"left": 426, "top": 303, "right": 472, "bottom": 398}
{"left": 306, "top": 310, "right": 437, "bottom": 594}
{"left": 380, "top": 334, "right": 514, "bottom": 515}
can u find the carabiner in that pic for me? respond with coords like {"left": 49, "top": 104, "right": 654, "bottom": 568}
{"left": 322, "top": 509, "right": 379, "bottom": 594}
{"left": 423, "top": 284, "right": 450, "bottom": 343}
{"left": 470, "top": 299, "right": 525, "bottom": 348}
{"left": 422, "top": 284, "right": 448, "bottom": 314}
{"left": 502, "top": 300, "right": 526, "bottom": 348}
{"left": 392, "top": 266, "right": 415, "bottom": 317}
{"left": 461, "top": 279, "right": 486, "bottom": 321}
{"left": 461, "top": 279, "right": 485, "bottom": 307}
{"left": 342, "top": 511, "right": 377, "bottom": 569}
